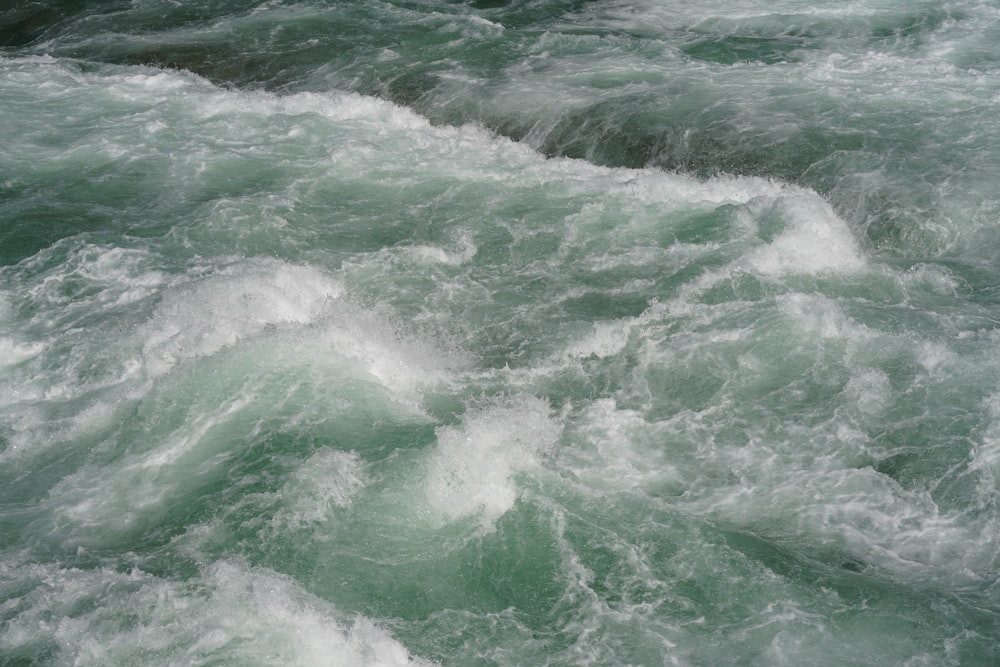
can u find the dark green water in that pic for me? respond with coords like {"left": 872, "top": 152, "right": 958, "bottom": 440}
{"left": 3, "top": 1, "right": 1000, "bottom": 664}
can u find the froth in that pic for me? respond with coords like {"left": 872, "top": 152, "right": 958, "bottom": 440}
{"left": 0, "top": 337, "right": 43, "bottom": 371}
{"left": 0, "top": 559, "right": 435, "bottom": 666}
{"left": 272, "top": 449, "right": 368, "bottom": 530}
{"left": 315, "top": 300, "right": 465, "bottom": 409}
{"left": 141, "top": 258, "right": 340, "bottom": 376}
{"left": 424, "top": 395, "right": 561, "bottom": 529}
{"left": 137, "top": 256, "right": 462, "bottom": 406}
{"left": 568, "top": 398, "right": 685, "bottom": 496}
{"left": 970, "top": 394, "right": 1000, "bottom": 483}
{"left": 743, "top": 195, "right": 864, "bottom": 276}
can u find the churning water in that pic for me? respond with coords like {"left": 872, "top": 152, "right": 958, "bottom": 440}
{"left": 3, "top": 1, "right": 1000, "bottom": 664}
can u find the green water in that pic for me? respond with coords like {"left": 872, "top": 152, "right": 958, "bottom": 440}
{"left": 2, "top": 1, "right": 1000, "bottom": 665}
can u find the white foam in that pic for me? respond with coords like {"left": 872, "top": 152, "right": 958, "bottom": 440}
{"left": 902, "top": 263, "right": 962, "bottom": 297}
{"left": 13, "top": 244, "right": 165, "bottom": 323}
{"left": 0, "top": 395, "right": 122, "bottom": 466}
{"left": 969, "top": 394, "right": 1000, "bottom": 483}
{"left": 0, "top": 291, "right": 12, "bottom": 324}
{"left": 0, "top": 559, "right": 435, "bottom": 666}
{"left": 272, "top": 449, "right": 368, "bottom": 530}
{"left": 568, "top": 398, "right": 685, "bottom": 496}
{"left": 313, "top": 299, "right": 466, "bottom": 409}
{"left": 843, "top": 369, "right": 891, "bottom": 417}
{"left": 777, "top": 292, "right": 860, "bottom": 340}
{"left": 0, "top": 337, "right": 43, "bottom": 369}
{"left": 40, "top": 390, "right": 254, "bottom": 545}
{"left": 564, "top": 319, "right": 635, "bottom": 359}
{"left": 140, "top": 259, "right": 341, "bottom": 377}
{"left": 744, "top": 195, "right": 864, "bottom": 276}
{"left": 135, "top": 257, "right": 461, "bottom": 407}
{"left": 424, "top": 396, "right": 561, "bottom": 529}
{"left": 406, "top": 230, "right": 478, "bottom": 266}
{"left": 913, "top": 339, "right": 956, "bottom": 375}
{"left": 622, "top": 171, "right": 793, "bottom": 207}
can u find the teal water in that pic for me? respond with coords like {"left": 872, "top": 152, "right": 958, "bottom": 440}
{"left": 3, "top": 1, "right": 1000, "bottom": 665}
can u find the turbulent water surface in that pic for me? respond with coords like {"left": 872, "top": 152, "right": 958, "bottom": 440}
{"left": 3, "top": 1, "right": 1000, "bottom": 664}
